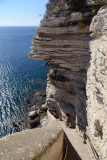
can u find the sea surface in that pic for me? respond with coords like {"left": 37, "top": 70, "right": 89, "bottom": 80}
{"left": 0, "top": 26, "right": 48, "bottom": 137}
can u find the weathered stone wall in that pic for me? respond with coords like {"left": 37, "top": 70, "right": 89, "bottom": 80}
{"left": 0, "top": 112, "right": 64, "bottom": 160}
{"left": 29, "top": 0, "right": 103, "bottom": 130}
{"left": 86, "top": 6, "right": 107, "bottom": 160}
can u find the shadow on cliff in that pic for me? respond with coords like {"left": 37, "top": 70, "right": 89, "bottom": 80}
{"left": 57, "top": 98, "right": 88, "bottom": 144}
{"left": 63, "top": 134, "right": 82, "bottom": 160}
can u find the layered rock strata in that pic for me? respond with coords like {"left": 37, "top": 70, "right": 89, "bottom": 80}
{"left": 29, "top": 0, "right": 103, "bottom": 130}
{"left": 86, "top": 6, "right": 107, "bottom": 160}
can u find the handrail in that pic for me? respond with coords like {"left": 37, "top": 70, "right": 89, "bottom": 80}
{"left": 63, "top": 135, "right": 68, "bottom": 160}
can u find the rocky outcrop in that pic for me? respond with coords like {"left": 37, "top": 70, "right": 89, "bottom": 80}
{"left": 29, "top": 0, "right": 107, "bottom": 159}
{"left": 28, "top": 105, "right": 48, "bottom": 128}
{"left": 86, "top": 6, "right": 107, "bottom": 160}
{"left": 28, "top": 110, "right": 40, "bottom": 128}
{"left": 29, "top": 0, "right": 103, "bottom": 130}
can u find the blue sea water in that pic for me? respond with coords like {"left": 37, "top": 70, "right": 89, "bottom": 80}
{"left": 0, "top": 26, "right": 48, "bottom": 137}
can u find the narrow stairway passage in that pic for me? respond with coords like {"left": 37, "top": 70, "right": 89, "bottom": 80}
{"left": 58, "top": 121, "right": 95, "bottom": 160}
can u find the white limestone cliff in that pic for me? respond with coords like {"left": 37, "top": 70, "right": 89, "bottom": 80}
{"left": 29, "top": 0, "right": 107, "bottom": 159}
{"left": 86, "top": 6, "right": 107, "bottom": 160}
{"left": 29, "top": 0, "right": 103, "bottom": 130}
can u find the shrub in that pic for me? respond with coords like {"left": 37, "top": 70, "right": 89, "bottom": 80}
{"left": 56, "top": 1, "right": 63, "bottom": 6}
{"left": 32, "top": 37, "right": 36, "bottom": 41}
{"left": 91, "top": 8, "right": 96, "bottom": 14}
{"left": 78, "top": 22, "right": 86, "bottom": 29}
{"left": 103, "top": 0, "right": 107, "bottom": 4}
{"left": 50, "top": 10, "right": 58, "bottom": 14}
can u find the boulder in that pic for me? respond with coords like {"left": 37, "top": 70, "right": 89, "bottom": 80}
{"left": 29, "top": 117, "right": 40, "bottom": 129}
{"left": 28, "top": 111, "right": 39, "bottom": 119}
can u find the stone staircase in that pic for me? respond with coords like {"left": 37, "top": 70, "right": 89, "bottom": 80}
{"left": 59, "top": 120, "right": 96, "bottom": 160}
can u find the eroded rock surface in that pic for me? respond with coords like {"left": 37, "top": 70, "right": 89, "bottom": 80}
{"left": 29, "top": 0, "right": 102, "bottom": 130}
{"left": 86, "top": 6, "right": 107, "bottom": 160}
{"left": 29, "top": 0, "right": 107, "bottom": 159}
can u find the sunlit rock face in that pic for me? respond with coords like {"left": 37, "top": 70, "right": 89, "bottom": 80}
{"left": 86, "top": 6, "right": 107, "bottom": 160}
{"left": 29, "top": 0, "right": 103, "bottom": 130}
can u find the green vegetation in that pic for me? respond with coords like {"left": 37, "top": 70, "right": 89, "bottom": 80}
{"left": 40, "top": 55, "right": 50, "bottom": 60}
{"left": 78, "top": 22, "right": 86, "bottom": 29}
{"left": 50, "top": 9, "right": 58, "bottom": 14}
{"left": 103, "top": 0, "right": 107, "bottom": 3}
{"left": 56, "top": 1, "right": 63, "bottom": 7}
{"left": 49, "top": 0, "right": 63, "bottom": 15}
{"left": 40, "top": 112, "right": 47, "bottom": 121}
{"left": 32, "top": 37, "right": 36, "bottom": 41}
{"left": 91, "top": 8, "right": 96, "bottom": 14}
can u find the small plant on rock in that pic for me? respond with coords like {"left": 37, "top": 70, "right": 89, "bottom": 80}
{"left": 91, "top": 8, "right": 96, "bottom": 14}
{"left": 32, "top": 37, "right": 36, "bottom": 41}
{"left": 56, "top": 1, "right": 63, "bottom": 7}
{"left": 78, "top": 22, "right": 86, "bottom": 29}
{"left": 50, "top": 9, "right": 58, "bottom": 14}
{"left": 103, "top": 0, "right": 107, "bottom": 4}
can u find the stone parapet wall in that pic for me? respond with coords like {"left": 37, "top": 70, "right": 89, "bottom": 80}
{"left": 0, "top": 112, "right": 64, "bottom": 160}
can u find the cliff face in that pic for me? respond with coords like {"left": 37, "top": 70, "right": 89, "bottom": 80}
{"left": 86, "top": 6, "right": 107, "bottom": 160}
{"left": 29, "top": 0, "right": 103, "bottom": 130}
{"left": 29, "top": 0, "right": 107, "bottom": 159}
